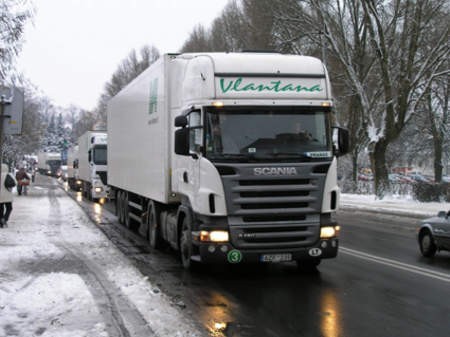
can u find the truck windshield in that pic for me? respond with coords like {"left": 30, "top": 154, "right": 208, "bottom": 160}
{"left": 46, "top": 160, "right": 62, "bottom": 170}
{"left": 93, "top": 145, "right": 107, "bottom": 165}
{"left": 205, "top": 106, "right": 331, "bottom": 161}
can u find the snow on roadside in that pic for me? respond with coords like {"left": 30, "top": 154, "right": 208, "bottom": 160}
{"left": 0, "top": 189, "right": 204, "bottom": 337}
{"left": 340, "top": 193, "right": 450, "bottom": 218}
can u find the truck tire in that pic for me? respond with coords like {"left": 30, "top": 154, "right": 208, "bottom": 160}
{"left": 179, "top": 216, "right": 195, "bottom": 270}
{"left": 147, "top": 202, "right": 163, "bottom": 249}
{"left": 123, "top": 191, "right": 130, "bottom": 228}
{"left": 117, "top": 191, "right": 124, "bottom": 224}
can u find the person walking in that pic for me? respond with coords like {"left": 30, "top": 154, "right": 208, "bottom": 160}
{"left": 15, "top": 167, "right": 31, "bottom": 196}
{"left": 0, "top": 163, "right": 17, "bottom": 228}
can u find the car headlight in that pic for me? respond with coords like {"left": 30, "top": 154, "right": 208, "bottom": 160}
{"left": 94, "top": 187, "right": 103, "bottom": 193}
{"left": 320, "top": 226, "right": 340, "bottom": 239}
{"left": 200, "top": 230, "right": 229, "bottom": 242}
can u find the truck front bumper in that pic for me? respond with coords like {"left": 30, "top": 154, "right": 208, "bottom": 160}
{"left": 194, "top": 238, "right": 338, "bottom": 264}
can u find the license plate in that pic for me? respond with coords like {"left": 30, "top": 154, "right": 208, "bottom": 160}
{"left": 260, "top": 253, "right": 292, "bottom": 263}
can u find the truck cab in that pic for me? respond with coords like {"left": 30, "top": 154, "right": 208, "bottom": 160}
{"left": 78, "top": 131, "right": 109, "bottom": 201}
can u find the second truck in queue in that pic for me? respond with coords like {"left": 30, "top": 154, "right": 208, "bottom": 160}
{"left": 107, "top": 52, "right": 349, "bottom": 269}
{"left": 37, "top": 151, "right": 62, "bottom": 176}
{"left": 77, "top": 131, "right": 109, "bottom": 201}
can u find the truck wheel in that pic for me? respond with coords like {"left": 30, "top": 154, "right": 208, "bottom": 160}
{"left": 180, "top": 217, "right": 194, "bottom": 270}
{"left": 148, "top": 202, "right": 162, "bottom": 249}
{"left": 419, "top": 230, "right": 437, "bottom": 257}
{"left": 123, "top": 191, "right": 130, "bottom": 228}
{"left": 117, "top": 191, "right": 124, "bottom": 224}
{"left": 296, "top": 259, "right": 321, "bottom": 272}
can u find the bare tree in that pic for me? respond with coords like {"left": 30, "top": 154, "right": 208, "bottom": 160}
{"left": 180, "top": 25, "right": 211, "bottom": 53}
{"left": 0, "top": 0, "right": 33, "bottom": 82}
{"left": 273, "top": 0, "right": 449, "bottom": 198}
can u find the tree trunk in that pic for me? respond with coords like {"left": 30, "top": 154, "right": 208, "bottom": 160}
{"left": 352, "top": 149, "right": 358, "bottom": 193}
{"left": 369, "top": 139, "right": 390, "bottom": 199}
{"left": 433, "top": 137, "right": 443, "bottom": 183}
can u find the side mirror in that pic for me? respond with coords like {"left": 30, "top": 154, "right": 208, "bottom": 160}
{"left": 333, "top": 127, "right": 350, "bottom": 157}
{"left": 174, "top": 115, "right": 188, "bottom": 128}
{"left": 175, "top": 128, "right": 189, "bottom": 155}
{"left": 437, "top": 211, "right": 446, "bottom": 218}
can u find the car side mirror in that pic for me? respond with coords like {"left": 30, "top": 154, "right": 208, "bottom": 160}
{"left": 174, "top": 128, "right": 189, "bottom": 155}
{"left": 332, "top": 127, "right": 350, "bottom": 157}
{"left": 174, "top": 115, "right": 188, "bottom": 127}
{"left": 437, "top": 211, "right": 447, "bottom": 218}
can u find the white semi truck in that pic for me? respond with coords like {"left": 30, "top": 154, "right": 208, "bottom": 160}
{"left": 37, "top": 151, "right": 62, "bottom": 176}
{"left": 77, "top": 131, "right": 109, "bottom": 201}
{"left": 108, "top": 52, "right": 349, "bottom": 270}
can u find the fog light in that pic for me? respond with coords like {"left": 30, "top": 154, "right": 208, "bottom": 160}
{"left": 320, "top": 226, "right": 340, "bottom": 239}
{"left": 321, "top": 241, "right": 328, "bottom": 248}
{"left": 208, "top": 245, "right": 216, "bottom": 253}
{"left": 200, "top": 230, "right": 229, "bottom": 242}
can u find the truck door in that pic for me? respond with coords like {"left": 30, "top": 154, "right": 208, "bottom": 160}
{"left": 186, "top": 110, "right": 202, "bottom": 202}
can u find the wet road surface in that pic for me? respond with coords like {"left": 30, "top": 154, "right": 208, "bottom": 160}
{"left": 65, "top": 181, "right": 450, "bottom": 337}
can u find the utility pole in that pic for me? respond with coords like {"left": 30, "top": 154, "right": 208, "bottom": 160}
{"left": 0, "top": 94, "right": 12, "bottom": 190}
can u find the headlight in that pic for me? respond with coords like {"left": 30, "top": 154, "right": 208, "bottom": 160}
{"left": 94, "top": 187, "right": 103, "bottom": 193}
{"left": 200, "top": 230, "right": 229, "bottom": 242}
{"left": 320, "top": 226, "right": 340, "bottom": 239}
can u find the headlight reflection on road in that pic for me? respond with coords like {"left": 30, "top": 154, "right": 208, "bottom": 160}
{"left": 76, "top": 192, "right": 82, "bottom": 202}
{"left": 199, "top": 291, "right": 232, "bottom": 336}
{"left": 93, "top": 203, "right": 103, "bottom": 224}
{"left": 212, "top": 322, "right": 227, "bottom": 334}
{"left": 320, "top": 289, "right": 341, "bottom": 337}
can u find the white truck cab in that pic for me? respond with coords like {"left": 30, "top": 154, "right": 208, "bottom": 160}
{"left": 108, "top": 52, "right": 349, "bottom": 269}
{"left": 77, "top": 131, "right": 109, "bottom": 201}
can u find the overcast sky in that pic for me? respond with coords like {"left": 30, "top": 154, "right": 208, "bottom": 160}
{"left": 17, "top": 0, "right": 228, "bottom": 110}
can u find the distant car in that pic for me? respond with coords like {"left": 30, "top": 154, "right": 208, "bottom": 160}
{"left": 417, "top": 210, "right": 450, "bottom": 257}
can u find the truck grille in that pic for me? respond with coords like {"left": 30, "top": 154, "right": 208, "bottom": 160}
{"left": 218, "top": 163, "right": 329, "bottom": 249}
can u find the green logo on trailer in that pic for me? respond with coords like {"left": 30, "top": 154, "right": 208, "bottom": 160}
{"left": 227, "top": 249, "right": 242, "bottom": 264}
{"left": 149, "top": 78, "right": 158, "bottom": 114}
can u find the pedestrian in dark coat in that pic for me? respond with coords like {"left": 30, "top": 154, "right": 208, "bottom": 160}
{"left": 1, "top": 164, "right": 17, "bottom": 227}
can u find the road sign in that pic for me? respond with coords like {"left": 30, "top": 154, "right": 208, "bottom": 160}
{"left": 0, "top": 86, "right": 24, "bottom": 135}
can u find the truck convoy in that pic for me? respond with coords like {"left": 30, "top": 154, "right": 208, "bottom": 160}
{"left": 107, "top": 52, "right": 349, "bottom": 270}
{"left": 37, "top": 151, "right": 62, "bottom": 176}
{"left": 77, "top": 131, "right": 109, "bottom": 201}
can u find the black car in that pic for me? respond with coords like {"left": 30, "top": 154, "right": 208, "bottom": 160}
{"left": 417, "top": 210, "right": 450, "bottom": 257}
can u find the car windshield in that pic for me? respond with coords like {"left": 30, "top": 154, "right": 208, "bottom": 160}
{"left": 204, "top": 106, "right": 331, "bottom": 161}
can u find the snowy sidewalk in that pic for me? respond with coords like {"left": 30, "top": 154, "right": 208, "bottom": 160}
{"left": 340, "top": 193, "right": 450, "bottom": 219}
{"left": 0, "top": 183, "right": 203, "bottom": 337}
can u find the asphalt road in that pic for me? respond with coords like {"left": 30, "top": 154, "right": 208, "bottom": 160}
{"left": 67, "top": 183, "right": 450, "bottom": 337}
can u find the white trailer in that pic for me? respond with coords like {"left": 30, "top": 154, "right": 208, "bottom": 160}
{"left": 108, "top": 52, "right": 349, "bottom": 270}
{"left": 77, "top": 131, "right": 108, "bottom": 201}
{"left": 37, "top": 151, "right": 61, "bottom": 176}
{"left": 66, "top": 145, "right": 81, "bottom": 191}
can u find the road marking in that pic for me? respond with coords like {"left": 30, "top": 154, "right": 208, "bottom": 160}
{"left": 340, "top": 246, "right": 450, "bottom": 283}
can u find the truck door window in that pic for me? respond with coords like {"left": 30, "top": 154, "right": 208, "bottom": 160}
{"left": 188, "top": 110, "right": 203, "bottom": 153}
